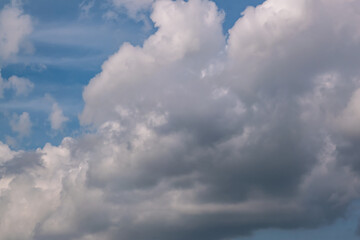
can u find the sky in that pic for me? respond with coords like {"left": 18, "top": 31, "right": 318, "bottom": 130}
{"left": 1, "top": 0, "right": 360, "bottom": 239}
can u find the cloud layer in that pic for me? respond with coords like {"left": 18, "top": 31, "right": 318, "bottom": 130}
{"left": 1, "top": 0, "right": 360, "bottom": 240}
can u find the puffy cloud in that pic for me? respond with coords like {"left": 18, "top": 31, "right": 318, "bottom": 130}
{"left": 0, "top": 142, "right": 15, "bottom": 164}
{"left": 0, "top": 72, "right": 34, "bottom": 98}
{"left": 226, "top": 0, "right": 360, "bottom": 100}
{"left": 81, "top": 0, "right": 225, "bottom": 125}
{"left": 2, "top": 0, "right": 360, "bottom": 240}
{"left": 0, "top": 1, "right": 32, "bottom": 62}
{"left": 49, "top": 102, "right": 69, "bottom": 130}
{"left": 9, "top": 112, "right": 32, "bottom": 137}
{"left": 6, "top": 75, "right": 34, "bottom": 96}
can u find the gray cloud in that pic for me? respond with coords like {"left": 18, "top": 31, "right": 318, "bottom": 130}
{"left": 1, "top": 0, "right": 360, "bottom": 240}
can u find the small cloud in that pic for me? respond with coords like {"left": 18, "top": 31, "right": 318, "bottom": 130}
{"left": 0, "top": 72, "right": 34, "bottom": 98}
{"left": 79, "top": 0, "right": 95, "bottom": 19}
{"left": 0, "top": 1, "right": 32, "bottom": 62}
{"left": 7, "top": 76, "right": 34, "bottom": 96}
{"left": 29, "top": 63, "right": 47, "bottom": 72}
{"left": 49, "top": 102, "right": 69, "bottom": 130}
{"left": 10, "top": 112, "right": 32, "bottom": 137}
{"left": 105, "top": 0, "right": 154, "bottom": 23}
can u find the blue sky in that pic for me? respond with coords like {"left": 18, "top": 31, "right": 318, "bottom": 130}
{"left": 1, "top": 0, "right": 360, "bottom": 240}
{"left": 1, "top": 0, "right": 148, "bottom": 148}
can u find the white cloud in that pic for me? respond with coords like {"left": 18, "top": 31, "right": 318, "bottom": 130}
{"left": 7, "top": 75, "right": 34, "bottom": 96}
{"left": 0, "top": 141, "right": 15, "bottom": 164}
{"left": 49, "top": 102, "right": 68, "bottom": 130}
{"left": 0, "top": 72, "right": 34, "bottom": 98}
{"left": 9, "top": 112, "right": 32, "bottom": 137}
{"left": 2, "top": 0, "right": 360, "bottom": 240}
{"left": 81, "top": 0, "right": 225, "bottom": 125}
{"left": 0, "top": 1, "right": 32, "bottom": 61}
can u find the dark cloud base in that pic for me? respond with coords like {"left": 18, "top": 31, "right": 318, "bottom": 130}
{"left": 1, "top": 0, "right": 360, "bottom": 240}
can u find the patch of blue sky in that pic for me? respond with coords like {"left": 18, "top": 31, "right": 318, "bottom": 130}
{"left": 238, "top": 201, "right": 360, "bottom": 240}
{"left": 1, "top": 1, "right": 145, "bottom": 148}
{"left": 213, "top": 0, "right": 265, "bottom": 33}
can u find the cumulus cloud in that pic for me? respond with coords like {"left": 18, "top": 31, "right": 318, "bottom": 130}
{"left": 7, "top": 75, "right": 34, "bottom": 96}
{"left": 2, "top": 0, "right": 360, "bottom": 240}
{"left": 9, "top": 112, "right": 32, "bottom": 137}
{"left": 0, "top": 0, "right": 32, "bottom": 62}
{"left": 49, "top": 102, "right": 69, "bottom": 130}
{"left": 82, "top": 0, "right": 225, "bottom": 125}
{"left": 0, "top": 72, "right": 34, "bottom": 98}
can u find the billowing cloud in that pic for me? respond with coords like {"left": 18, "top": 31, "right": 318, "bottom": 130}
{"left": 82, "top": 0, "right": 225, "bottom": 125}
{"left": 1, "top": 0, "right": 360, "bottom": 240}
